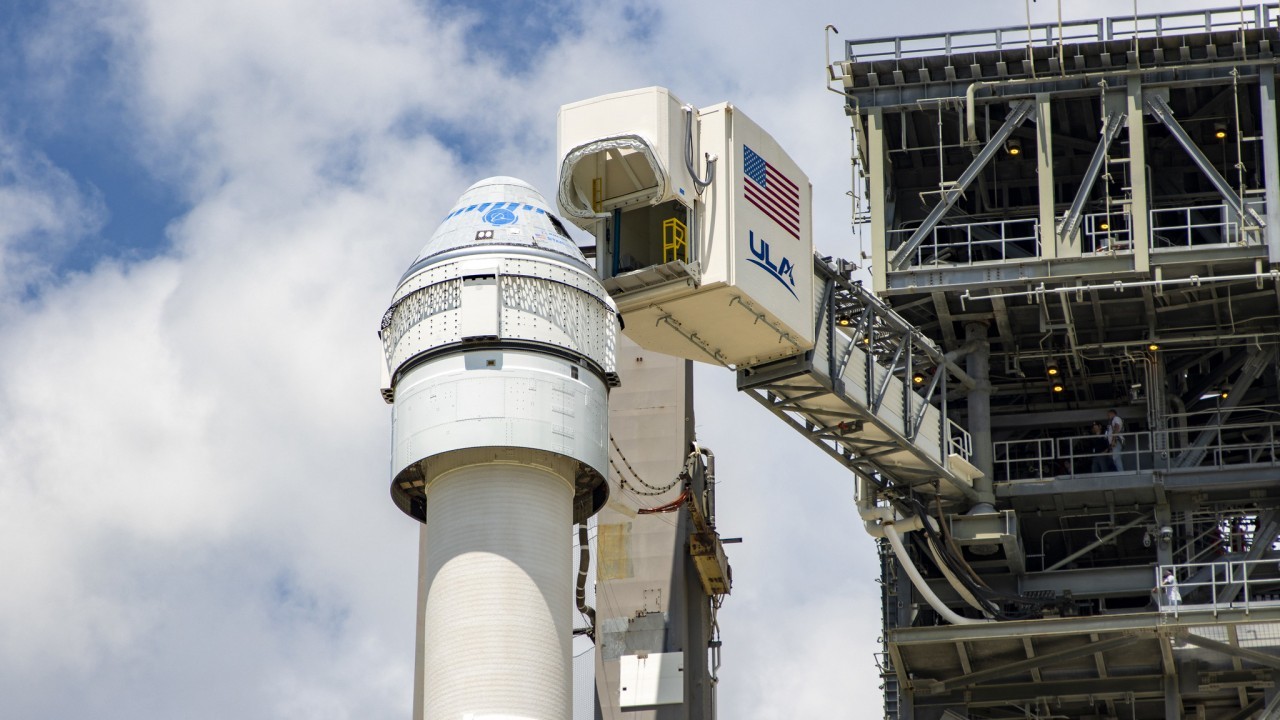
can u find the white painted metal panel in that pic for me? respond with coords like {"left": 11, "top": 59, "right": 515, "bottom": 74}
{"left": 618, "top": 652, "right": 684, "bottom": 709}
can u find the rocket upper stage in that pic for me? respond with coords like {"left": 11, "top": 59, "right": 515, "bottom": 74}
{"left": 379, "top": 177, "right": 619, "bottom": 525}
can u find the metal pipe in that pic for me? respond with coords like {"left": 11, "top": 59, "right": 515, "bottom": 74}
{"left": 962, "top": 269, "right": 1280, "bottom": 304}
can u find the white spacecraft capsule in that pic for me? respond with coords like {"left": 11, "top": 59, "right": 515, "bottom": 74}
{"left": 379, "top": 177, "right": 617, "bottom": 720}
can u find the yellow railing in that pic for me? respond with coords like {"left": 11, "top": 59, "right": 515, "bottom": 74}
{"left": 662, "top": 217, "right": 688, "bottom": 263}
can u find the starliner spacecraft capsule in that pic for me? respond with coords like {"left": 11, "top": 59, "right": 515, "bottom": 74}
{"left": 378, "top": 177, "right": 618, "bottom": 719}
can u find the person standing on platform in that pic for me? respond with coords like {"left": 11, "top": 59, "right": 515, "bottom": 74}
{"left": 1106, "top": 409, "right": 1125, "bottom": 471}
{"left": 1162, "top": 570, "right": 1182, "bottom": 608}
{"left": 1089, "top": 422, "right": 1110, "bottom": 473}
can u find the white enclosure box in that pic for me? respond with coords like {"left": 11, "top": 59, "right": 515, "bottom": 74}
{"left": 557, "top": 88, "right": 815, "bottom": 368}
{"left": 618, "top": 652, "right": 684, "bottom": 710}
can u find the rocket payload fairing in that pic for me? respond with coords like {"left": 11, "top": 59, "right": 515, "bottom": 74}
{"left": 378, "top": 177, "right": 618, "bottom": 719}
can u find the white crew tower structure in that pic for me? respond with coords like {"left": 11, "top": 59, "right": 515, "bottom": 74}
{"left": 379, "top": 177, "right": 618, "bottom": 720}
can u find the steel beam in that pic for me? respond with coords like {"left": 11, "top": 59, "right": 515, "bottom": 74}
{"left": 891, "top": 100, "right": 1035, "bottom": 270}
{"left": 1175, "top": 346, "right": 1277, "bottom": 468}
{"left": 1128, "top": 80, "right": 1151, "bottom": 273}
{"left": 924, "top": 635, "right": 1133, "bottom": 694}
{"left": 1036, "top": 93, "right": 1058, "bottom": 259}
{"left": 1147, "top": 93, "right": 1267, "bottom": 232}
{"left": 869, "top": 108, "right": 890, "bottom": 289}
{"left": 1043, "top": 514, "right": 1152, "bottom": 573}
{"left": 1057, "top": 110, "right": 1126, "bottom": 247}
{"left": 1262, "top": 67, "right": 1280, "bottom": 264}
{"left": 915, "top": 675, "right": 1166, "bottom": 706}
{"left": 1180, "top": 633, "right": 1280, "bottom": 671}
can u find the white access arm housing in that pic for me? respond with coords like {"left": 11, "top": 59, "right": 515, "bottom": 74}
{"left": 557, "top": 87, "right": 815, "bottom": 368}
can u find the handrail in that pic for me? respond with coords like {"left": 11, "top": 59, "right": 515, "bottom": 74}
{"left": 846, "top": 3, "right": 1278, "bottom": 63}
{"left": 994, "top": 420, "right": 1280, "bottom": 482}
{"left": 1157, "top": 557, "right": 1280, "bottom": 614}
{"left": 887, "top": 218, "right": 1039, "bottom": 266}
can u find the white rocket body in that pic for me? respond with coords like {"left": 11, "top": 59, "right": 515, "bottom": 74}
{"left": 379, "top": 178, "right": 617, "bottom": 719}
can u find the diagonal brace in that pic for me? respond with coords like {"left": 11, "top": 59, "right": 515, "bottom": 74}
{"left": 925, "top": 635, "right": 1134, "bottom": 694}
{"left": 1147, "top": 94, "right": 1267, "bottom": 231}
{"left": 1179, "top": 633, "right": 1280, "bottom": 671}
{"left": 891, "top": 100, "right": 1036, "bottom": 270}
{"left": 1058, "top": 110, "right": 1126, "bottom": 244}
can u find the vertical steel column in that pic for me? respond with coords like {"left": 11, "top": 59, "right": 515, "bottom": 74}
{"left": 965, "top": 322, "right": 995, "bottom": 512}
{"left": 869, "top": 108, "right": 890, "bottom": 290}
{"left": 1261, "top": 66, "right": 1280, "bottom": 264}
{"left": 1128, "top": 80, "right": 1151, "bottom": 273}
{"left": 1164, "top": 672, "right": 1183, "bottom": 720}
{"left": 1036, "top": 93, "right": 1059, "bottom": 259}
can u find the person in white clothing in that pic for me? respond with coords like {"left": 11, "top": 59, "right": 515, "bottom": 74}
{"left": 1105, "top": 409, "right": 1124, "bottom": 471}
{"left": 1162, "top": 570, "right": 1182, "bottom": 607}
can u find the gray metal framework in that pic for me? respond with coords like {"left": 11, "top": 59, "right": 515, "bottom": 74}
{"left": 837, "top": 4, "right": 1280, "bottom": 719}
{"left": 737, "top": 258, "right": 980, "bottom": 502}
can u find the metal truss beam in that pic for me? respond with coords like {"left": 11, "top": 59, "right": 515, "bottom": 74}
{"left": 890, "top": 100, "right": 1035, "bottom": 270}
{"left": 1146, "top": 94, "right": 1267, "bottom": 232}
{"left": 1179, "top": 633, "right": 1280, "bottom": 672}
{"left": 1058, "top": 110, "right": 1126, "bottom": 244}
{"left": 741, "top": 382, "right": 980, "bottom": 502}
{"left": 923, "top": 635, "right": 1134, "bottom": 695}
{"left": 914, "top": 675, "right": 1165, "bottom": 707}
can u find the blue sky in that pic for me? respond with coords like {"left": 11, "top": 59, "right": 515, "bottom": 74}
{"left": 0, "top": 1, "right": 1224, "bottom": 718}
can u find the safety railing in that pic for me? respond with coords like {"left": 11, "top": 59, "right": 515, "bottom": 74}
{"left": 1083, "top": 212, "right": 1132, "bottom": 254}
{"left": 948, "top": 419, "right": 973, "bottom": 462}
{"left": 887, "top": 218, "right": 1039, "bottom": 267}
{"left": 1151, "top": 200, "right": 1265, "bottom": 250}
{"left": 846, "top": 4, "right": 1279, "bottom": 63}
{"left": 1157, "top": 558, "right": 1280, "bottom": 615}
{"left": 995, "top": 430, "right": 1152, "bottom": 482}
{"left": 995, "top": 418, "right": 1280, "bottom": 482}
{"left": 1155, "top": 420, "right": 1280, "bottom": 468}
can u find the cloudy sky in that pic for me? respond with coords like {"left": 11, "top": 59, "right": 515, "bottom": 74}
{"left": 0, "top": 1, "right": 1226, "bottom": 718}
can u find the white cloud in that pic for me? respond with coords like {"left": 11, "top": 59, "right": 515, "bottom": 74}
{"left": 0, "top": 136, "right": 106, "bottom": 304}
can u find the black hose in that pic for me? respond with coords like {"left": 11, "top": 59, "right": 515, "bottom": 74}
{"left": 576, "top": 523, "right": 596, "bottom": 641}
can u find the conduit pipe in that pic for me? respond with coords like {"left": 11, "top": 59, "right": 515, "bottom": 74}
{"left": 962, "top": 270, "right": 1280, "bottom": 306}
{"left": 857, "top": 478, "right": 990, "bottom": 625}
{"left": 883, "top": 523, "right": 989, "bottom": 625}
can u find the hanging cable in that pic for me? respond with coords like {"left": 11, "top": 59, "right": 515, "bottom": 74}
{"left": 575, "top": 523, "right": 596, "bottom": 641}
{"left": 609, "top": 435, "right": 683, "bottom": 496}
{"left": 684, "top": 105, "right": 717, "bottom": 194}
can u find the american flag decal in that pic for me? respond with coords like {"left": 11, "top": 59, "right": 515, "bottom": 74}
{"left": 743, "top": 145, "right": 800, "bottom": 240}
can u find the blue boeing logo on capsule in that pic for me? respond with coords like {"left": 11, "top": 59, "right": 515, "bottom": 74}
{"left": 748, "top": 230, "right": 797, "bottom": 299}
{"left": 483, "top": 207, "right": 518, "bottom": 226}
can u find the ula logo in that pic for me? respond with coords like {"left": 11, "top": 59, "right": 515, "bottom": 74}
{"left": 748, "top": 231, "right": 797, "bottom": 299}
